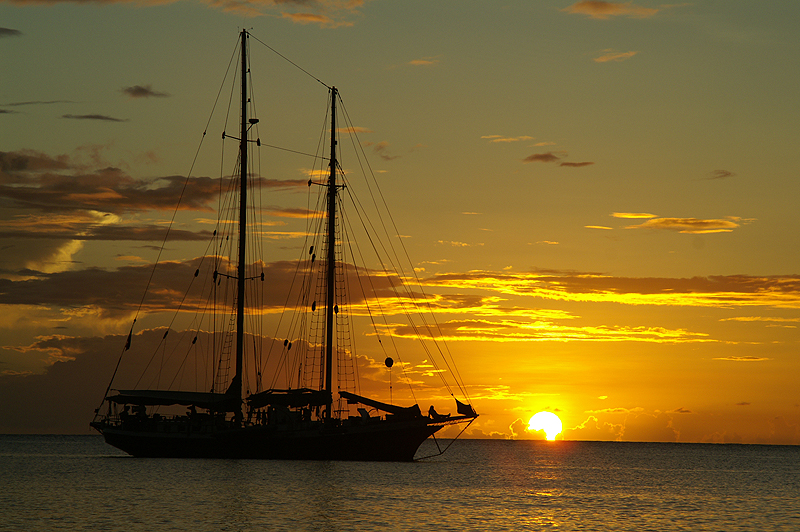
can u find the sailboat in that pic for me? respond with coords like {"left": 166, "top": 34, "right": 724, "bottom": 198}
{"left": 90, "top": 30, "right": 477, "bottom": 461}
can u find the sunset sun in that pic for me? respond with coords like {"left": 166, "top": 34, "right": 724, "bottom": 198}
{"left": 528, "top": 411, "right": 563, "bottom": 441}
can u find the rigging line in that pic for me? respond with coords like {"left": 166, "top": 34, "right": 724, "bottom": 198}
{"left": 248, "top": 33, "right": 330, "bottom": 90}
{"left": 338, "top": 177, "right": 427, "bottom": 402}
{"left": 261, "top": 88, "right": 331, "bottom": 383}
{"left": 339, "top": 203, "right": 389, "bottom": 358}
{"left": 100, "top": 34, "right": 241, "bottom": 400}
{"left": 261, "top": 142, "right": 330, "bottom": 161}
{"left": 338, "top": 96, "right": 470, "bottom": 400}
{"left": 335, "top": 144, "right": 455, "bottom": 399}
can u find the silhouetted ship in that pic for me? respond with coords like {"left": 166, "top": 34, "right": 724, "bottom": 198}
{"left": 90, "top": 30, "right": 477, "bottom": 460}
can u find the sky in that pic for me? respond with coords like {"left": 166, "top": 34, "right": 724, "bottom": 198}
{"left": 1, "top": 0, "right": 799, "bottom": 444}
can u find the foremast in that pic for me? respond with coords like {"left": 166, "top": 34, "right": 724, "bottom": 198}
{"left": 324, "top": 87, "right": 338, "bottom": 422}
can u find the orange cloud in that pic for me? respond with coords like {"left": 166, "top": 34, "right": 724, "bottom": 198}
{"left": 423, "top": 270, "right": 800, "bottom": 310}
{"left": 626, "top": 217, "right": 742, "bottom": 234}
{"left": 562, "top": 1, "right": 659, "bottom": 19}
{"left": 594, "top": 50, "right": 638, "bottom": 62}
{"left": 612, "top": 212, "right": 657, "bottom": 219}
{"left": 481, "top": 135, "right": 534, "bottom": 143}
{"left": 408, "top": 57, "right": 440, "bottom": 66}
{"left": 713, "top": 356, "right": 770, "bottom": 362}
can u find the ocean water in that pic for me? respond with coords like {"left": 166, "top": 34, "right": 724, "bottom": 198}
{"left": 1, "top": 436, "right": 798, "bottom": 531}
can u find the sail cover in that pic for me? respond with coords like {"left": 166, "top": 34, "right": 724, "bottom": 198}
{"left": 455, "top": 398, "right": 477, "bottom": 417}
{"left": 247, "top": 388, "right": 332, "bottom": 409}
{"left": 108, "top": 390, "right": 239, "bottom": 411}
{"left": 339, "top": 391, "right": 422, "bottom": 418}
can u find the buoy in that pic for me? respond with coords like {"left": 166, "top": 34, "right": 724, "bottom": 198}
{"left": 385, "top": 357, "right": 394, "bottom": 368}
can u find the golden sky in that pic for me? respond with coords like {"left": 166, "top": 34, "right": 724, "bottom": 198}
{"left": 1, "top": 0, "right": 799, "bottom": 444}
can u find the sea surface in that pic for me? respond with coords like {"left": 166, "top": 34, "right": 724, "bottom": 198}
{"left": 1, "top": 435, "right": 798, "bottom": 531}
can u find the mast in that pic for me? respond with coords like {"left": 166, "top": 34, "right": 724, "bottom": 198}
{"left": 231, "top": 28, "right": 248, "bottom": 415}
{"left": 324, "top": 87, "right": 338, "bottom": 421}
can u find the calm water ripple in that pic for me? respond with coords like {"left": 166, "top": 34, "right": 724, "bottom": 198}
{"left": 1, "top": 435, "right": 797, "bottom": 531}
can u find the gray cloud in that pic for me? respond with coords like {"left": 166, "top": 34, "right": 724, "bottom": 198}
{"left": 0, "top": 27, "right": 22, "bottom": 38}
{"left": 62, "top": 114, "right": 128, "bottom": 122}
{"left": 121, "top": 85, "right": 170, "bottom": 98}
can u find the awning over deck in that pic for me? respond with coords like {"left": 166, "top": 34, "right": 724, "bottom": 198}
{"left": 247, "top": 388, "right": 332, "bottom": 409}
{"left": 108, "top": 390, "right": 240, "bottom": 411}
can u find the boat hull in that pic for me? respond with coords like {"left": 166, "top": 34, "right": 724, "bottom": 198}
{"left": 93, "top": 420, "right": 442, "bottom": 461}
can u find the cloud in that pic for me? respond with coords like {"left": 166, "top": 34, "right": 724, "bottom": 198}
{"left": 585, "top": 225, "right": 612, "bottom": 230}
{"left": 612, "top": 212, "right": 656, "bottom": 219}
{"left": 707, "top": 169, "right": 736, "bottom": 180}
{"left": 363, "top": 141, "right": 399, "bottom": 161}
{"left": 594, "top": 50, "right": 638, "bottom": 62}
{"left": 62, "top": 114, "right": 128, "bottom": 122}
{"left": 437, "top": 241, "right": 484, "bottom": 247}
{"left": 522, "top": 151, "right": 591, "bottom": 167}
{"left": 481, "top": 135, "right": 534, "bottom": 143}
{"left": 0, "top": 27, "right": 22, "bottom": 38}
{"left": 387, "top": 315, "right": 711, "bottom": 344}
{"left": 2, "top": 100, "right": 74, "bottom": 107}
{"left": 735, "top": 402, "right": 751, "bottom": 406}
{"left": 0, "top": 0, "right": 368, "bottom": 28}
{"left": 713, "top": 356, "right": 770, "bottom": 362}
{"left": 523, "top": 152, "right": 560, "bottom": 163}
{"left": 626, "top": 217, "right": 744, "bottom": 234}
{"left": 0, "top": 109, "right": 19, "bottom": 115}
{"left": 0, "top": 149, "right": 307, "bottom": 214}
{"left": 338, "top": 126, "right": 372, "bottom": 134}
{"left": 121, "top": 85, "right": 170, "bottom": 98}
{"left": 423, "top": 270, "right": 800, "bottom": 310}
{"left": 562, "top": 1, "right": 659, "bottom": 19}
{"left": 409, "top": 57, "right": 440, "bottom": 66}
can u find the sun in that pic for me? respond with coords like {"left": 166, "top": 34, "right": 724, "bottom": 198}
{"left": 528, "top": 411, "right": 562, "bottom": 441}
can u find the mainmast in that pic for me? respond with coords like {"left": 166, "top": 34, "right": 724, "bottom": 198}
{"left": 230, "top": 28, "right": 248, "bottom": 416}
{"left": 324, "top": 87, "right": 338, "bottom": 421}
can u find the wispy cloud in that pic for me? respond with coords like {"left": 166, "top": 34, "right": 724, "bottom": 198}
{"left": 437, "top": 241, "right": 484, "bottom": 247}
{"left": 706, "top": 169, "right": 736, "bottom": 180}
{"left": 481, "top": 135, "right": 534, "bottom": 143}
{"left": 523, "top": 151, "right": 594, "bottom": 167}
{"left": 714, "top": 356, "right": 770, "bottom": 362}
{"left": 562, "top": 1, "right": 659, "bottom": 19}
{"left": 424, "top": 270, "right": 800, "bottom": 310}
{"left": 585, "top": 225, "right": 613, "bottom": 230}
{"left": 339, "top": 126, "right": 373, "bottom": 134}
{"left": 594, "top": 50, "right": 638, "bottom": 62}
{"left": 369, "top": 141, "right": 399, "bottom": 161}
{"left": 0, "top": 1, "right": 368, "bottom": 28}
{"left": 121, "top": 85, "right": 169, "bottom": 98}
{"left": 0, "top": 148, "right": 307, "bottom": 215}
{"left": 0, "top": 27, "right": 22, "bottom": 38}
{"left": 523, "top": 152, "right": 561, "bottom": 163}
{"left": 612, "top": 212, "right": 656, "bottom": 219}
{"left": 409, "top": 57, "right": 440, "bottom": 66}
{"left": 62, "top": 114, "right": 128, "bottom": 122}
{"left": 3, "top": 100, "right": 74, "bottom": 107}
{"left": 626, "top": 217, "right": 746, "bottom": 234}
